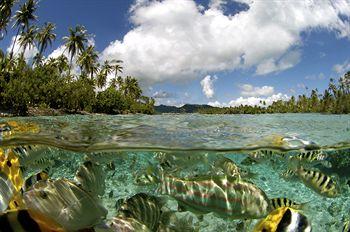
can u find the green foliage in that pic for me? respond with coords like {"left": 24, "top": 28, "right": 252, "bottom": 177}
{"left": 0, "top": 0, "right": 154, "bottom": 116}
{"left": 198, "top": 74, "right": 350, "bottom": 115}
{"left": 94, "top": 87, "right": 125, "bottom": 114}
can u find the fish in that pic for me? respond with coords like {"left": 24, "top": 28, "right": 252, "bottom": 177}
{"left": 213, "top": 157, "right": 255, "bottom": 179}
{"left": 0, "top": 172, "right": 16, "bottom": 212}
{"left": 116, "top": 193, "right": 164, "bottom": 231}
{"left": 0, "top": 209, "right": 65, "bottom": 232}
{"left": 343, "top": 219, "right": 350, "bottom": 232}
{"left": 140, "top": 171, "right": 271, "bottom": 219}
{"left": 12, "top": 145, "right": 50, "bottom": 168}
{"left": 0, "top": 148, "right": 24, "bottom": 212}
{"left": 23, "top": 169, "right": 50, "bottom": 192}
{"left": 248, "top": 149, "right": 286, "bottom": 163}
{"left": 269, "top": 198, "right": 307, "bottom": 211}
{"left": 0, "top": 148, "right": 23, "bottom": 193}
{"left": 280, "top": 169, "right": 297, "bottom": 180}
{"left": 23, "top": 178, "right": 107, "bottom": 231}
{"left": 155, "top": 152, "right": 209, "bottom": 173}
{"left": 75, "top": 160, "right": 106, "bottom": 198}
{"left": 253, "top": 207, "right": 312, "bottom": 232}
{"left": 289, "top": 150, "right": 332, "bottom": 168}
{"left": 213, "top": 157, "right": 241, "bottom": 178}
{"left": 105, "top": 216, "right": 152, "bottom": 232}
{"left": 295, "top": 167, "right": 339, "bottom": 198}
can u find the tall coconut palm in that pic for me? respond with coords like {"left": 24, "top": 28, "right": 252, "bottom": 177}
{"left": 37, "top": 22, "right": 56, "bottom": 56}
{"left": 111, "top": 59, "right": 123, "bottom": 78}
{"left": 97, "top": 60, "right": 113, "bottom": 88}
{"left": 124, "top": 76, "right": 142, "bottom": 99}
{"left": 63, "top": 25, "right": 88, "bottom": 73}
{"left": 10, "top": 0, "right": 38, "bottom": 59}
{"left": 56, "top": 55, "right": 69, "bottom": 73}
{"left": 0, "top": 0, "right": 17, "bottom": 38}
{"left": 77, "top": 45, "right": 99, "bottom": 79}
{"left": 18, "top": 25, "right": 37, "bottom": 58}
{"left": 32, "top": 53, "right": 42, "bottom": 67}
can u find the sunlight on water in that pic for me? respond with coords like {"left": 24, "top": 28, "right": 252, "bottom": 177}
{"left": 0, "top": 114, "right": 350, "bottom": 231}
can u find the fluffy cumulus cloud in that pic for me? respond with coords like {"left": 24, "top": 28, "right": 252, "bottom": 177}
{"left": 208, "top": 93, "right": 289, "bottom": 107}
{"left": 200, "top": 75, "right": 217, "bottom": 98}
{"left": 6, "top": 36, "right": 38, "bottom": 62}
{"left": 101, "top": 0, "right": 350, "bottom": 84}
{"left": 333, "top": 60, "right": 350, "bottom": 74}
{"left": 229, "top": 93, "right": 290, "bottom": 107}
{"left": 239, "top": 84, "right": 274, "bottom": 97}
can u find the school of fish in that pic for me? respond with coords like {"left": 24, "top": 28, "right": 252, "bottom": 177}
{"left": 0, "top": 121, "right": 349, "bottom": 231}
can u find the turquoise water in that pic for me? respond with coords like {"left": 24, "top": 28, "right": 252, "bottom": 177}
{"left": 0, "top": 114, "right": 350, "bottom": 231}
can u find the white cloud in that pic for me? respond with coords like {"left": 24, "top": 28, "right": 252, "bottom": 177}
{"left": 333, "top": 60, "right": 350, "bottom": 74}
{"left": 6, "top": 36, "right": 38, "bottom": 62}
{"left": 229, "top": 93, "right": 290, "bottom": 107}
{"left": 101, "top": 0, "right": 350, "bottom": 84}
{"left": 200, "top": 75, "right": 217, "bottom": 98}
{"left": 152, "top": 90, "right": 173, "bottom": 98}
{"left": 239, "top": 84, "right": 274, "bottom": 97}
{"left": 208, "top": 93, "right": 289, "bottom": 108}
{"left": 208, "top": 100, "right": 227, "bottom": 107}
{"left": 255, "top": 50, "right": 301, "bottom": 75}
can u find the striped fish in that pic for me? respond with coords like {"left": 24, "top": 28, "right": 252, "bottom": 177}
{"left": 107, "top": 216, "right": 151, "bottom": 232}
{"left": 269, "top": 198, "right": 307, "bottom": 211}
{"left": 0, "top": 209, "right": 64, "bottom": 232}
{"left": 253, "top": 207, "right": 311, "bottom": 232}
{"left": 157, "top": 175, "right": 271, "bottom": 219}
{"left": 296, "top": 167, "right": 339, "bottom": 198}
{"left": 214, "top": 157, "right": 241, "bottom": 178}
{"left": 289, "top": 150, "right": 331, "bottom": 168}
{"left": 116, "top": 193, "right": 163, "bottom": 231}
{"left": 248, "top": 149, "right": 286, "bottom": 163}
{"left": 280, "top": 169, "right": 297, "bottom": 180}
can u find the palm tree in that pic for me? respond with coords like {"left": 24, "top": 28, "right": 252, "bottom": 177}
{"left": 56, "top": 55, "right": 69, "bottom": 73}
{"left": 32, "top": 53, "right": 42, "bottom": 67}
{"left": 10, "top": 0, "right": 38, "bottom": 59}
{"left": 37, "top": 22, "right": 56, "bottom": 56}
{"left": 77, "top": 45, "right": 99, "bottom": 79}
{"left": 63, "top": 25, "right": 88, "bottom": 73}
{"left": 97, "top": 60, "right": 113, "bottom": 88}
{"left": 0, "top": 0, "right": 17, "bottom": 38}
{"left": 124, "top": 76, "right": 142, "bottom": 99}
{"left": 111, "top": 59, "right": 123, "bottom": 78}
{"left": 18, "top": 25, "right": 37, "bottom": 58}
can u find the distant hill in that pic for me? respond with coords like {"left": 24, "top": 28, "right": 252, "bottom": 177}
{"left": 155, "top": 104, "right": 215, "bottom": 114}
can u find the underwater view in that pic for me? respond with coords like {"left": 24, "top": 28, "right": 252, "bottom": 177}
{"left": 0, "top": 114, "right": 349, "bottom": 231}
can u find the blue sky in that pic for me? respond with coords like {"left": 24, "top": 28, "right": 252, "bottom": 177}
{"left": 1, "top": 0, "right": 350, "bottom": 106}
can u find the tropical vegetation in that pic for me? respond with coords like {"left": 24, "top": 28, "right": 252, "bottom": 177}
{"left": 0, "top": 0, "right": 349, "bottom": 116}
{"left": 0, "top": 0, "right": 155, "bottom": 115}
{"left": 197, "top": 74, "right": 350, "bottom": 114}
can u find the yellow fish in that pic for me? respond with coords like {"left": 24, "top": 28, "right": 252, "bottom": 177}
{"left": 253, "top": 207, "right": 311, "bottom": 232}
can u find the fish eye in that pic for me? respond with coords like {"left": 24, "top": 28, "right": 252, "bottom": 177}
{"left": 39, "top": 190, "right": 48, "bottom": 199}
{"left": 6, "top": 160, "right": 12, "bottom": 167}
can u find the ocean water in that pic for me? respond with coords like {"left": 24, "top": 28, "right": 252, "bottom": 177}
{"left": 0, "top": 114, "right": 350, "bottom": 231}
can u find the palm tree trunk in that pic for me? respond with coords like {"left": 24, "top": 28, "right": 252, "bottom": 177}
{"left": 69, "top": 56, "right": 73, "bottom": 76}
{"left": 9, "top": 27, "right": 21, "bottom": 60}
